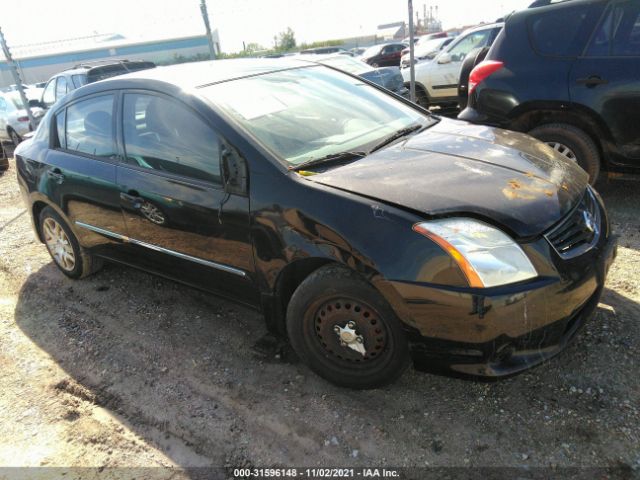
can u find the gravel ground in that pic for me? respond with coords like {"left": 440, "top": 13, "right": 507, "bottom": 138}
{"left": 0, "top": 156, "right": 638, "bottom": 478}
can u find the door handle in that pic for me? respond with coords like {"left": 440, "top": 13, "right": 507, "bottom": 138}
{"left": 47, "top": 168, "right": 64, "bottom": 184}
{"left": 120, "top": 191, "right": 143, "bottom": 209}
{"left": 576, "top": 76, "right": 608, "bottom": 87}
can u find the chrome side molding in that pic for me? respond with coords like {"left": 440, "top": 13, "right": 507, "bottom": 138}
{"left": 74, "top": 221, "right": 247, "bottom": 278}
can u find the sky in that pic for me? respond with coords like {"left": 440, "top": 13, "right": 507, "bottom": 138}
{"left": 2, "top": 0, "right": 531, "bottom": 54}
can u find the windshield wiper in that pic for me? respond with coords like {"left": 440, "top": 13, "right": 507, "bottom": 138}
{"left": 289, "top": 151, "right": 367, "bottom": 172}
{"left": 368, "top": 124, "right": 425, "bottom": 154}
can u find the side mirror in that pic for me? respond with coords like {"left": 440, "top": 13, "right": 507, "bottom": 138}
{"left": 28, "top": 99, "right": 43, "bottom": 108}
{"left": 437, "top": 53, "right": 452, "bottom": 64}
{"left": 221, "top": 145, "right": 248, "bottom": 195}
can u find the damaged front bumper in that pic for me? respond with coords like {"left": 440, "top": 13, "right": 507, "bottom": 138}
{"left": 391, "top": 233, "right": 618, "bottom": 378}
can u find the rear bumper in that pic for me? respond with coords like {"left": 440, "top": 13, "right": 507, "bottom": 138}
{"left": 457, "top": 105, "right": 502, "bottom": 127}
{"left": 397, "top": 233, "right": 617, "bottom": 378}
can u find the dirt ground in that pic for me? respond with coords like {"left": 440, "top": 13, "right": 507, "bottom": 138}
{"left": 0, "top": 154, "right": 638, "bottom": 478}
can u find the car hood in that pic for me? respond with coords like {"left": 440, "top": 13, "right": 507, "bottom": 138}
{"left": 307, "top": 119, "right": 589, "bottom": 238}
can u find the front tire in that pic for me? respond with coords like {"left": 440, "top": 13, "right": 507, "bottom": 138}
{"left": 286, "top": 265, "right": 410, "bottom": 389}
{"left": 39, "top": 207, "right": 103, "bottom": 279}
{"left": 528, "top": 123, "right": 600, "bottom": 185}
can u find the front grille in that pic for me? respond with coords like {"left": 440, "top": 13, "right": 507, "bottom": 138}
{"left": 545, "top": 188, "right": 600, "bottom": 259}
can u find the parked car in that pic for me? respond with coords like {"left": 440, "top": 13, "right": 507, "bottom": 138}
{"left": 40, "top": 59, "right": 156, "bottom": 109}
{"left": 402, "top": 23, "right": 503, "bottom": 108}
{"left": 0, "top": 91, "right": 45, "bottom": 146}
{"left": 459, "top": 0, "right": 639, "bottom": 185}
{"left": 399, "top": 37, "right": 455, "bottom": 69}
{"left": 299, "top": 47, "right": 348, "bottom": 55}
{"left": 360, "top": 42, "right": 407, "bottom": 67}
{"left": 349, "top": 47, "right": 366, "bottom": 56}
{"left": 16, "top": 59, "right": 616, "bottom": 389}
{"left": 2, "top": 83, "right": 31, "bottom": 93}
{"left": 457, "top": 46, "right": 490, "bottom": 110}
{"left": 308, "top": 54, "right": 408, "bottom": 97}
{"left": 403, "top": 32, "right": 448, "bottom": 45}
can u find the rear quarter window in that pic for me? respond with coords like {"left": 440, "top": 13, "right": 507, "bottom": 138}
{"left": 528, "top": 3, "right": 604, "bottom": 57}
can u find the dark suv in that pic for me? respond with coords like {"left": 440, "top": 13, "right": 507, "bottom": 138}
{"left": 459, "top": 0, "right": 640, "bottom": 184}
{"left": 40, "top": 59, "right": 155, "bottom": 109}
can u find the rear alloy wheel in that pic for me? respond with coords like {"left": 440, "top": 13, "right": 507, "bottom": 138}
{"left": 287, "top": 265, "right": 410, "bottom": 389}
{"left": 528, "top": 123, "right": 600, "bottom": 185}
{"left": 39, "top": 207, "right": 103, "bottom": 279}
{"left": 9, "top": 129, "right": 21, "bottom": 146}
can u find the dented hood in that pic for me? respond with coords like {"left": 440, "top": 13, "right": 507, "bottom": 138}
{"left": 309, "top": 119, "right": 589, "bottom": 238}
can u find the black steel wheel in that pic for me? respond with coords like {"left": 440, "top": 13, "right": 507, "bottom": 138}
{"left": 287, "top": 264, "right": 410, "bottom": 389}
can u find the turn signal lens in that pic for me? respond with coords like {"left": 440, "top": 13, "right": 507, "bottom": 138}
{"left": 413, "top": 218, "right": 537, "bottom": 288}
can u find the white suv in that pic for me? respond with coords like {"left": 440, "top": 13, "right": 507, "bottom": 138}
{"left": 402, "top": 23, "right": 503, "bottom": 108}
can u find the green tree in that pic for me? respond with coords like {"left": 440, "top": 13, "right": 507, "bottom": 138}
{"left": 244, "top": 42, "right": 264, "bottom": 54}
{"left": 276, "top": 27, "right": 296, "bottom": 51}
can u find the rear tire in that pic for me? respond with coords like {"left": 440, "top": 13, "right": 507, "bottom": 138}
{"left": 9, "top": 129, "right": 21, "bottom": 147}
{"left": 414, "top": 85, "right": 431, "bottom": 109}
{"left": 39, "top": 207, "right": 103, "bottom": 279}
{"left": 528, "top": 123, "right": 600, "bottom": 185}
{"left": 286, "top": 264, "right": 410, "bottom": 389}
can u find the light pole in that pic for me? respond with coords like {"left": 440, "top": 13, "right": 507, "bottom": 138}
{"left": 0, "top": 27, "right": 36, "bottom": 131}
{"left": 408, "top": 0, "right": 416, "bottom": 103}
{"left": 199, "top": 0, "right": 217, "bottom": 60}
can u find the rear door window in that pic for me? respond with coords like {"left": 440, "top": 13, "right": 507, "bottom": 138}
{"left": 64, "top": 95, "right": 115, "bottom": 158}
{"left": 529, "top": 3, "right": 604, "bottom": 57}
{"left": 71, "top": 74, "right": 88, "bottom": 88}
{"left": 587, "top": 1, "right": 640, "bottom": 56}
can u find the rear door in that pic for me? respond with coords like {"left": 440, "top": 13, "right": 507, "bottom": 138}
{"left": 115, "top": 91, "right": 257, "bottom": 305}
{"left": 570, "top": 0, "right": 640, "bottom": 166}
{"left": 43, "top": 93, "right": 129, "bottom": 255}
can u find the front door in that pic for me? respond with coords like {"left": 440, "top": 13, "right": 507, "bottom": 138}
{"left": 115, "top": 91, "right": 257, "bottom": 305}
{"left": 570, "top": 0, "right": 640, "bottom": 166}
{"left": 429, "top": 27, "right": 498, "bottom": 100}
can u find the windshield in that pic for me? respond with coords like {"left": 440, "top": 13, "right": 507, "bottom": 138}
{"left": 201, "top": 66, "right": 433, "bottom": 167}
{"left": 315, "top": 55, "right": 371, "bottom": 75}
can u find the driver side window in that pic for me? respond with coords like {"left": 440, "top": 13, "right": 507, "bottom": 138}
{"left": 122, "top": 93, "right": 222, "bottom": 185}
{"left": 448, "top": 30, "right": 491, "bottom": 62}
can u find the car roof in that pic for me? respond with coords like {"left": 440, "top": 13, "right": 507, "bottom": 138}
{"left": 108, "top": 58, "right": 312, "bottom": 89}
{"left": 462, "top": 22, "right": 504, "bottom": 34}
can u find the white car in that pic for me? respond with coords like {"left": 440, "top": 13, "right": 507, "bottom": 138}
{"left": 0, "top": 92, "right": 45, "bottom": 146}
{"left": 402, "top": 23, "right": 503, "bottom": 108}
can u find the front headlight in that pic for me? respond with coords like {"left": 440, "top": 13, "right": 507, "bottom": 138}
{"left": 413, "top": 218, "right": 537, "bottom": 288}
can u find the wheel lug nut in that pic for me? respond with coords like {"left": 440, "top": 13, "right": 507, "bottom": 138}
{"left": 333, "top": 326, "right": 340, "bottom": 333}
{"left": 347, "top": 321, "right": 356, "bottom": 329}
{"left": 356, "top": 336, "right": 363, "bottom": 343}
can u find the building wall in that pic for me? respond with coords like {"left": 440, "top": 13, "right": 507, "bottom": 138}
{"left": 0, "top": 35, "right": 211, "bottom": 87}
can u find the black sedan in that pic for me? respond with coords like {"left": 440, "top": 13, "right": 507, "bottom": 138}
{"left": 15, "top": 59, "right": 616, "bottom": 389}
